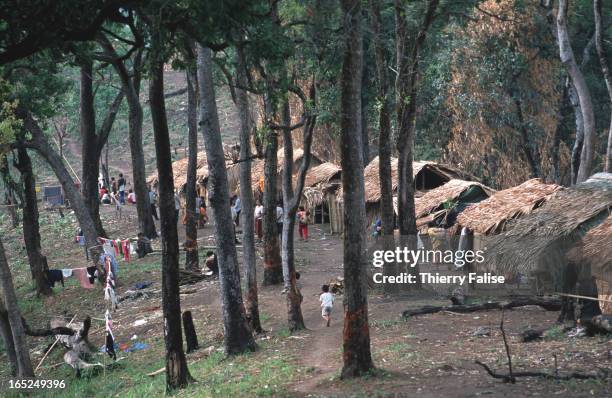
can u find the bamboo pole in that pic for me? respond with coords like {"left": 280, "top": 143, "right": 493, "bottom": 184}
{"left": 555, "top": 292, "right": 612, "bottom": 303}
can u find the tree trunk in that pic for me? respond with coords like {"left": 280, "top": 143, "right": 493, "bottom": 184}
{"left": 98, "top": 38, "right": 157, "bottom": 238}
{"left": 361, "top": 46, "right": 370, "bottom": 166}
{"left": 262, "top": 115, "right": 283, "bottom": 286}
{"left": 395, "top": 0, "right": 438, "bottom": 289}
{"left": 236, "top": 46, "right": 263, "bottom": 333}
{"left": 280, "top": 96, "right": 315, "bottom": 332}
{"left": 15, "top": 147, "right": 51, "bottom": 296}
{"left": 557, "top": 0, "right": 596, "bottom": 183}
{"left": 182, "top": 311, "right": 199, "bottom": 353}
{"left": 184, "top": 67, "right": 199, "bottom": 271}
{"left": 79, "top": 60, "right": 124, "bottom": 238}
{"left": 339, "top": 0, "right": 374, "bottom": 379}
{"left": 567, "top": 80, "right": 584, "bottom": 184}
{"left": 0, "top": 298, "right": 18, "bottom": 376}
{"left": 79, "top": 60, "right": 105, "bottom": 237}
{"left": 0, "top": 238, "right": 34, "bottom": 377}
{"left": 19, "top": 108, "right": 102, "bottom": 268}
{"left": 370, "top": 0, "right": 398, "bottom": 294}
{"left": 196, "top": 44, "right": 255, "bottom": 355}
{"left": 594, "top": 0, "right": 612, "bottom": 173}
{"left": 149, "top": 54, "right": 191, "bottom": 391}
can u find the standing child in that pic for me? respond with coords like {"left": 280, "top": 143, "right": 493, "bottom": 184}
{"left": 319, "top": 284, "right": 334, "bottom": 327}
{"left": 118, "top": 173, "right": 126, "bottom": 204}
{"left": 297, "top": 206, "right": 309, "bottom": 241}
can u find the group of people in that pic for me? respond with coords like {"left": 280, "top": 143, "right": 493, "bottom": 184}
{"left": 98, "top": 173, "right": 129, "bottom": 205}
{"left": 252, "top": 201, "right": 310, "bottom": 242}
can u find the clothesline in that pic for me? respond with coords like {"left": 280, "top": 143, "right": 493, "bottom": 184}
{"left": 75, "top": 235, "right": 137, "bottom": 263}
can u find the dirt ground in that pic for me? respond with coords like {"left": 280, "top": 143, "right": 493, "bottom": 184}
{"left": 1, "top": 204, "right": 610, "bottom": 397}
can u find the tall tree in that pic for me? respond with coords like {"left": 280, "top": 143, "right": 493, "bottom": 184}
{"left": 395, "top": 0, "right": 439, "bottom": 289}
{"left": 196, "top": 44, "right": 256, "bottom": 354}
{"left": 79, "top": 58, "right": 124, "bottom": 237}
{"left": 148, "top": 30, "right": 191, "bottom": 390}
{"left": 280, "top": 86, "right": 317, "bottom": 332}
{"left": 0, "top": 238, "right": 34, "bottom": 377}
{"left": 184, "top": 64, "right": 199, "bottom": 271}
{"left": 556, "top": 0, "right": 596, "bottom": 182}
{"left": 594, "top": 0, "right": 612, "bottom": 173}
{"left": 339, "top": 0, "right": 374, "bottom": 378}
{"left": 15, "top": 147, "right": 51, "bottom": 296}
{"left": 369, "top": 0, "right": 397, "bottom": 293}
{"left": 98, "top": 33, "right": 157, "bottom": 238}
{"left": 236, "top": 45, "right": 263, "bottom": 333}
{"left": 262, "top": 98, "right": 283, "bottom": 286}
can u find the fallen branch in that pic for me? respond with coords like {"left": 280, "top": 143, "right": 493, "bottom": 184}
{"left": 402, "top": 297, "right": 561, "bottom": 318}
{"left": 475, "top": 360, "right": 605, "bottom": 381}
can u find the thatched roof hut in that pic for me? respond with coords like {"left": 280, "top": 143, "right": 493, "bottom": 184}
{"left": 338, "top": 156, "right": 471, "bottom": 204}
{"left": 483, "top": 175, "right": 612, "bottom": 287}
{"left": 456, "top": 179, "right": 562, "bottom": 235}
{"left": 304, "top": 162, "right": 341, "bottom": 188}
{"left": 414, "top": 179, "right": 495, "bottom": 220}
{"left": 568, "top": 214, "right": 612, "bottom": 314}
{"left": 147, "top": 149, "right": 235, "bottom": 192}
{"left": 302, "top": 162, "right": 342, "bottom": 208}
{"left": 247, "top": 147, "right": 324, "bottom": 192}
{"left": 147, "top": 151, "right": 209, "bottom": 190}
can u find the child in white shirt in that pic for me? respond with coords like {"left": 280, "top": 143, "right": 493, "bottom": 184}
{"left": 319, "top": 284, "right": 334, "bottom": 327}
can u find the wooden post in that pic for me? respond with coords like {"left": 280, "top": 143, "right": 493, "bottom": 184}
{"left": 182, "top": 311, "right": 199, "bottom": 353}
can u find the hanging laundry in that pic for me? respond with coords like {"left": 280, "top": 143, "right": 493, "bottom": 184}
{"left": 98, "top": 253, "right": 118, "bottom": 277}
{"left": 86, "top": 266, "right": 98, "bottom": 284}
{"left": 104, "top": 310, "right": 116, "bottom": 360}
{"left": 121, "top": 240, "right": 130, "bottom": 263}
{"left": 104, "top": 257, "right": 118, "bottom": 311}
{"left": 45, "top": 270, "right": 64, "bottom": 288}
{"left": 72, "top": 268, "right": 95, "bottom": 289}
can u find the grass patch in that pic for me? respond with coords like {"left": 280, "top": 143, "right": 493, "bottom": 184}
{"left": 371, "top": 318, "right": 406, "bottom": 329}
{"left": 543, "top": 325, "right": 565, "bottom": 341}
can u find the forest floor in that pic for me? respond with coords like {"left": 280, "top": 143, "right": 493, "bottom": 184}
{"left": 0, "top": 204, "right": 610, "bottom": 397}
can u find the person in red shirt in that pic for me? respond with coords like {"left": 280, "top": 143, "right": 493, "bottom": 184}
{"left": 99, "top": 186, "right": 108, "bottom": 199}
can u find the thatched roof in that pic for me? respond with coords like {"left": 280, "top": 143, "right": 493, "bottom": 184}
{"left": 147, "top": 151, "right": 209, "bottom": 190}
{"left": 414, "top": 179, "right": 495, "bottom": 219}
{"left": 483, "top": 175, "right": 612, "bottom": 281}
{"left": 248, "top": 147, "right": 323, "bottom": 191}
{"left": 339, "top": 156, "right": 470, "bottom": 204}
{"left": 147, "top": 149, "right": 235, "bottom": 190}
{"left": 304, "top": 162, "right": 341, "bottom": 188}
{"left": 300, "top": 162, "right": 342, "bottom": 208}
{"left": 456, "top": 179, "right": 562, "bottom": 235}
{"left": 362, "top": 156, "right": 399, "bottom": 203}
{"left": 568, "top": 215, "right": 612, "bottom": 285}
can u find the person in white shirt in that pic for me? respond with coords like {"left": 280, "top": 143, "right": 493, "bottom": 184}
{"left": 319, "top": 284, "right": 334, "bottom": 327}
{"left": 254, "top": 201, "right": 264, "bottom": 240}
{"left": 276, "top": 202, "right": 284, "bottom": 237}
{"left": 174, "top": 192, "right": 181, "bottom": 224}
